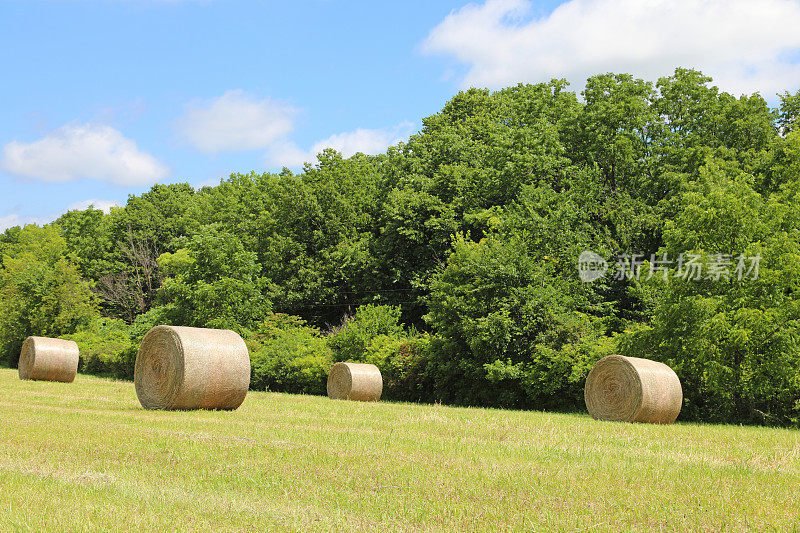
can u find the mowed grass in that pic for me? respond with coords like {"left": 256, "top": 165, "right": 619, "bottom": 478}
{"left": 1, "top": 369, "right": 799, "bottom": 532}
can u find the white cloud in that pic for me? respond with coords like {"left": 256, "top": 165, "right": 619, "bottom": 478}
{"left": 67, "top": 199, "right": 119, "bottom": 214}
{"left": 1, "top": 123, "right": 169, "bottom": 186}
{"left": 267, "top": 122, "right": 414, "bottom": 168}
{"left": 267, "top": 141, "right": 314, "bottom": 168}
{"left": 176, "top": 90, "right": 297, "bottom": 153}
{"left": 422, "top": 0, "right": 800, "bottom": 96}
{"left": 0, "top": 198, "right": 120, "bottom": 233}
{"left": 0, "top": 214, "right": 53, "bottom": 232}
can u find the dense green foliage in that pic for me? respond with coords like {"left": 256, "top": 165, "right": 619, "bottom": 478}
{"left": 0, "top": 225, "right": 97, "bottom": 367}
{"left": 328, "top": 305, "right": 432, "bottom": 402}
{"left": 248, "top": 313, "right": 331, "bottom": 395}
{"left": 62, "top": 317, "right": 136, "bottom": 379}
{"left": 3, "top": 69, "right": 800, "bottom": 425}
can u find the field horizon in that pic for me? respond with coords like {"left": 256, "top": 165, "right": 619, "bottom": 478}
{"left": 2, "top": 368, "right": 799, "bottom": 531}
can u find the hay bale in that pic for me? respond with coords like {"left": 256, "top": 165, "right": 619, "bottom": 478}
{"left": 18, "top": 336, "right": 79, "bottom": 383}
{"left": 134, "top": 325, "right": 250, "bottom": 410}
{"left": 327, "top": 362, "right": 382, "bottom": 402}
{"left": 584, "top": 354, "right": 682, "bottom": 424}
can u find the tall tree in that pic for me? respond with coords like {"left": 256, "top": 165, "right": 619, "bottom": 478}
{"left": 0, "top": 225, "right": 98, "bottom": 366}
{"left": 157, "top": 225, "right": 269, "bottom": 332}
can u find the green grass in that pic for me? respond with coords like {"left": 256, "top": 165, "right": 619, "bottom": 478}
{"left": 1, "top": 368, "right": 799, "bottom": 532}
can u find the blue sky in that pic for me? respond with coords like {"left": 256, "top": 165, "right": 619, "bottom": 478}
{"left": 2, "top": 0, "right": 799, "bottom": 230}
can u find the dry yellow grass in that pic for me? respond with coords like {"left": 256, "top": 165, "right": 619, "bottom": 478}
{"left": 1, "top": 368, "right": 799, "bottom": 531}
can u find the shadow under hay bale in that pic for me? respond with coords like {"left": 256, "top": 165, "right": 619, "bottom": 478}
{"left": 134, "top": 325, "right": 250, "bottom": 411}
{"left": 327, "top": 362, "right": 383, "bottom": 402}
{"left": 18, "top": 336, "right": 79, "bottom": 383}
{"left": 584, "top": 354, "right": 683, "bottom": 424}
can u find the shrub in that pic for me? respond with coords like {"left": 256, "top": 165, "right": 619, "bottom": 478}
{"left": 328, "top": 305, "right": 404, "bottom": 362}
{"left": 365, "top": 334, "right": 433, "bottom": 402}
{"left": 62, "top": 316, "right": 135, "bottom": 379}
{"left": 128, "top": 306, "right": 175, "bottom": 344}
{"left": 248, "top": 314, "right": 332, "bottom": 395}
{"left": 327, "top": 305, "right": 433, "bottom": 401}
{"left": 424, "top": 234, "right": 605, "bottom": 410}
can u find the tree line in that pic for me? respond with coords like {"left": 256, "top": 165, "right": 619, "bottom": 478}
{"left": 3, "top": 68, "right": 800, "bottom": 425}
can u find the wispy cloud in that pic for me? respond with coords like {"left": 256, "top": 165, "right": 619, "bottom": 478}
{"left": 0, "top": 198, "right": 120, "bottom": 232}
{"left": 175, "top": 90, "right": 297, "bottom": 153}
{"left": 423, "top": 0, "right": 800, "bottom": 96}
{"left": 267, "top": 122, "right": 414, "bottom": 168}
{"left": 0, "top": 214, "right": 53, "bottom": 232}
{"left": 67, "top": 199, "right": 119, "bottom": 213}
{"left": 1, "top": 123, "right": 169, "bottom": 186}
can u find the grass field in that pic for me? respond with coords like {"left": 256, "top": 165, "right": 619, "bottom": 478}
{"left": 1, "top": 368, "right": 799, "bottom": 532}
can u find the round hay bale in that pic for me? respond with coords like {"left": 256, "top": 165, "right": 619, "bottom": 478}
{"left": 584, "top": 354, "right": 682, "bottom": 424}
{"left": 134, "top": 325, "right": 250, "bottom": 411}
{"left": 18, "top": 336, "right": 79, "bottom": 383}
{"left": 327, "top": 362, "right": 382, "bottom": 402}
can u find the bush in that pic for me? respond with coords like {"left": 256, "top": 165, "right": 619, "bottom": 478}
{"left": 328, "top": 305, "right": 404, "bottom": 362}
{"left": 364, "top": 334, "right": 433, "bottom": 402}
{"left": 62, "top": 316, "right": 135, "bottom": 379}
{"left": 424, "top": 234, "right": 605, "bottom": 410}
{"left": 248, "top": 313, "right": 332, "bottom": 394}
{"left": 128, "top": 306, "right": 175, "bottom": 344}
{"left": 327, "top": 305, "right": 433, "bottom": 401}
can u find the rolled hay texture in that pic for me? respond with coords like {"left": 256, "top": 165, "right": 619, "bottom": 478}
{"left": 134, "top": 325, "right": 250, "bottom": 410}
{"left": 18, "top": 336, "right": 79, "bottom": 383}
{"left": 327, "top": 362, "right": 383, "bottom": 402}
{"left": 584, "top": 355, "right": 683, "bottom": 424}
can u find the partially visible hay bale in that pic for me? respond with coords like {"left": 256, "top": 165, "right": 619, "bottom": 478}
{"left": 134, "top": 325, "right": 250, "bottom": 411}
{"left": 584, "top": 354, "right": 683, "bottom": 424}
{"left": 18, "top": 336, "right": 79, "bottom": 383}
{"left": 327, "top": 362, "right": 382, "bottom": 402}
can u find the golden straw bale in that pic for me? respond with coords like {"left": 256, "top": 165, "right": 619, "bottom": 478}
{"left": 18, "top": 336, "right": 79, "bottom": 383}
{"left": 584, "top": 354, "right": 682, "bottom": 424}
{"left": 134, "top": 325, "right": 250, "bottom": 410}
{"left": 327, "top": 362, "right": 382, "bottom": 402}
